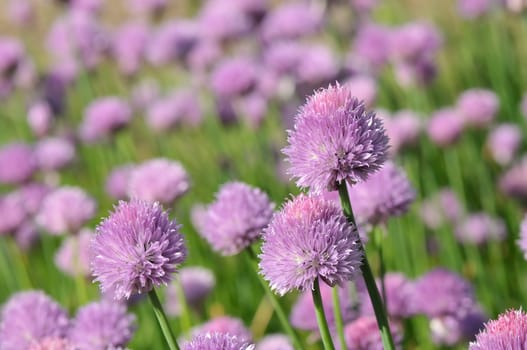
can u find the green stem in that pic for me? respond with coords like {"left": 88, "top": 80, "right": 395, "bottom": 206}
{"left": 338, "top": 182, "right": 395, "bottom": 350}
{"left": 312, "top": 278, "right": 336, "bottom": 350}
{"left": 148, "top": 289, "right": 180, "bottom": 350}
{"left": 331, "top": 286, "right": 347, "bottom": 350}
{"left": 247, "top": 247, "right": 305, "bottom": 350}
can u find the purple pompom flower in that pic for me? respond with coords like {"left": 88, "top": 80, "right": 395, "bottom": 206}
{"left": 145, "top": 90, "right": 202, "bottom": 132}
{"left": 68, "top": 301, "right": 135, "bottom": 350}
{"left": 420, "top": 189, "right": 464, "bottom": 229}
{"left": 350, "top": 0, "right": 379, "bottom": 13}
{"left": 260, "top": 194, "right": 363, "bottom": 295}
{"left": 390, "top": 22, "right": 442, "bottom": 63}
{"left": 348, "top": 161, "right": 416, "bottom": 226}
{"left": 191, "top": 316, "right": 252, "bottom": 342}
{"left": 55, "top": 228, "right": 93, "bottom": 277}
{"left": 210, "top": 57, "right": 259, "bottom": 99}
{"left": 263, "top": 40, "right": 304, "bottom": 76}
{"left": 294, "top": 45, "right": 339, "bottom": 86}
{"left": 36, "top": 186, "right": 96, "bottom": 235}
{"left": 344, "top": 75, "right": 378, "bottom": 108}
{"left": 458, "top": 0, "right": 493, "bottom": 18}
{"left": 147, "top": 20, "right": 199, "bottom": 66}
{"left": 105, "top": 164, "right": 135, "bottom": 200}
{"left": 198, "top": 1, "right": 251, "bottom": 42}
{"left": 457, "top": 89, "right": 499, "bottom": 127}
{"left": 486, "top": 123, "right": 521, "bottom": 166}
{"left": 255, "top": 334, "right": 292, "bottom": 350}
{"left": 0, "top": 291, "right": 69, "bottom": 350}
{"left": 431, "top": 306, "right": 487, "bottom": 346}
{"left": 426, "top": 107, "right": 464, "bottom": 147}
{"left": 130, "top": 0, "right": 167, "bottom": 17}
{"left": 165, "top": 266, "right": 215, "bottom": 316}
{"left": 344, "top": 316, "right": 403, "bottom": 350}
{"left": 35, "top": 137, "right": 75, "bottom": 171}
{"left": 0, "top": 142, "right": 36, "bottom": 185}
{"left": 127, "top": 158, "right": 190, "bottom": 205}
{"left": 283, "top": 83, "right": 389, "bottom": 193}
{"left": 0, "top": 191, "right": 26, "bottom": 235}
{"left": 19, "top": 182, "right": 52, "bottom": 215}
{"left": 499, "top": 156, "right": 527, "bottom": 202}
{"left": 385, "top": 110, "right": 422, "bottom": 154}
{"left": 350, "top": 23, "right": 392, "bottom": 73}
{"left": 470, "top": 309, "right": 527, "bottom": 350}
{"left": 27, "top": 101, "right": 53, "bottom": 138}
{"left": 194, "top": 181, "right": 274, "bottom": 256}
{"left": 91, "top": 199, "right": 187, "bottom": 300}
{"left": 183, "top": 332, "right": 255, "bottom": 350}
{"left": 112, "top": 22, "right": 150, "bottom": 76}
{"left": 79, "top": 97, "right": 132, "bottom": 143}
{"left": 455, "top": 213, "right": 506, "bottom": 245}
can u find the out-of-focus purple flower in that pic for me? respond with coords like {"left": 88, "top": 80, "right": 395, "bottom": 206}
{"left": 14, "top": 221, "right": 40, "bottom": 251}
{"left": 198, "top": 1, "right": 252, "bottom": 41}
{"left": 350, "top": 0, "right": 379, "bottom": 13}
{"left": 0, "top": 192, "right": 26, "bottom": 235}
{"left": 36, "top": 186, "right": 96, "bottom": 235}
{"left": 130, "top": 0, "right": 167, "bottom": 17}
{"left": 385, "top": 110, "right": 422, "bottom": 154}
{"left": 210, "top": 57, "right": 259, "bottom": 98}
{"left": 431, "top": 306, "right": 487, "bottom": 346}
{"left": 457, "top": 89, "right": 499, "bottom": 127}
{"left": 263, "top": 40, "right": 303, "bottom": 76}
{"left": 290, "top": 281, "right": 356, "bottom": 331}
{"left": 426, "top": 107, "right": 464, "bottom": 147}
{"left": 470, "top": 309, "right": 527, "bottom": 350}
{"left": 127, "top": 158, "right": 190, "bottom": 205}
{"left": 68, "top": 301, "right": 135, "bottom": 350}
{"left": 146, "top": 90, "right": 202, "bottom": 131}
{"left": 0, "top": 37, "right": 24, "bottom": 78}
{"left": 215, "top": 97, "right": 238, "bottom": 124}
{"left": 393, "top": 58, "right": 437, "bottom": 87}
{"left": 390, "top": 22, "right": 442, "bottom": 62}
{"left": 518, "top": 214, "right": 527, "bottom": 259}
{"left": 194, "top": 181, "right": 274, "bottom": 256}
{"left": 0, "top": 291, "right": 69, "bottom": 350}
{"left": 348, "top": 161, "right": 415, "bottom": 226}
{"left": 260, "top": 2, "right": 323, "bottom": 43}
{"left": 28, "top": 337, "right": 74, "bottom": 350}
{"left": 91, "top": 199, "right": 187, "bottom": 300}
{"left": 79, "top": 97, "right": 132, "bottom": 143}
{"left": 283, "top": 83, "right": 389, "bottom": 193}
{"left": 412, "top": 268, "right": 476, "bottom": 318}
{"left": 191, "top": 316, "right": 252, "bottom": 342}
{"left": 486, "top": 123, "right": 521, "bottom": 166}
{"left": 55, "top": 228, "right": 93, "bottom": 277}
{"left": 165, "top": 266, "right": 215, "bottom": 316}
{"left": 455, "top": 213, "right": 506, "bottom": 245}
{"left": 229, "top": 0, "right": 269, "bottom": 21}
{"left": 27, "top": 101, "right": 53, "bottom": 138}
{"left": 39, "top": 66, "right": 71, "bottom": 115}
{"left": 499, "top": 156, "right": 527, "bottom": 202}
{"left": 130, "top": 79, "right": 160, "bottom": 111}
{"left": 360, "top": 272, "right": 415, "bottom": 319}
{"left": 187, "top": 40, "right": 222, "bottom": 73}
{"left": 19, "top": 182, "right": 52, "bottom": 215}
{"left": 458, "top": 0, "right": 493, "bottom": 18}
{"left": 0, "top": 142, "right": 36, "bottom": 185}
{"left": 183, "top": 332, "right": 255, "bottom": 350}
{"left": 351, "top": 23, "right": 392, "bottom": 72}
{"left": 255, "top": 334, "right": 292, "bottom": 350}
{"left": 8, "top": 0, "right": 34, "bottom": 26}
{"left": 46, "top": 11, "right": 109, "bottom": 70}
{"left": 147, "top": 20, "right": 199, "bottom": 66}
{"left": 260, "top": 195, "right": 363, "bottom": 295}
{"left": 238, "top": 93, "right": 268, "bottom": 129}
{"left": 35, "top": 137, "right": 75, "bottom": 171}
{"left": 294, "top": 45, "right": 339, "bottom": 86}
{"left": 105, "top": 164, "right": 135, "bottom": 200}
{"left": 344, "top": 316, "right": 403, "bottom": 350}
{"left": 112, "top": 23, "right": 150, "bottom": 76}
{"left": 420, "top": 189, "right": 464, "bottom": 229}
{"left": 71, "top": 0, "right": 103, "bottom": 15}
{"left": 344, "top": 75, "right": 378, "bottom": 108}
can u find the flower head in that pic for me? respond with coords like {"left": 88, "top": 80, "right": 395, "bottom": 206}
{"left": 210, "top": 57, "right": 258, "bottom": 99}
{"left": 344, "top": 316, "right": 402, "bottom": 350}
{"left": 259, "top": 194, "right": 363, "bottom": 295}
{"left": 426, "top": 107, "right": 464, "bottom": 147}
{"left": 68, "top": 301, "right": 136, "bottom": 350}
{"left": 127, "top": 158, "right": 190, "bottom": 205}
{"left": 55, "top": 228, "right": 93, "bottom": 277}
{"left": 499, "top": 156, "right": 527, "bottom": 202}
{"left": 105, "top": 164, "right": 135, "bottom": 200}
{"left": 458, "top": 0, "right": 493, "bottom": 19}
{"left": 191, "top": 316, "right": 252, "bottom": 342}
{"left": 0, "top": 291, "right": 69, "bottom": 350}
{"left": 91, "top": 199, "right": 186, "bottom": 300}
{"left": 0, "top": 191, "right": 26, "bottom": 235}
{"left": 28, "top": 337, "right": 74, "bottom": 350}
{"left": 255, "top": 334, "right": 292, "bottom": 350}
{"left": 194, "top": 181, "right": 274, "bottom": 256}
{"left": 457, "top": 89, "right": 499, "bottom": 127}
{"left": 165, "top": 266, "right": 215, "bottom": 316}
{"left": 79, "top": 97, "right": 132, "bottom": 143}
{"left": 486, "top": 123, "right": 521, "bottom": 166}
{"left": 35, "top": 137, "right": 75, "bottom": 171}
{"left": 283, "top": 83, "right": 389, "bottom": 193}
{"left": 183, "top": 332, "right": 255, "bottom": 350}
{"left": 455, "top": 213, "right": 506, "bottom": 245}
{"left": 470, "top": 309, "right": 527, "bottom": 350}
{"left": 0, "top": 142, "right": 36, "bottom": 184}
{"left": 112, "top": 22, "right": 150, "bottom": 76}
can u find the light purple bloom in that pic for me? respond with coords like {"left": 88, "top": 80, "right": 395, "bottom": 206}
{"left": 344, "top": 316, "right": 402, "bottom": 350}
{"left": 260, "top": 194, "right": 363, "bottom": 295}
{"left": 348, "top": 161, "right": 416, "bottom": 226}
{"left": 7, "top": 0, "right": 34, "bottom": 26}
{"left": 486, "top": 123, "right": 521, "bottom": 166}
{"left": 457, "top": 89, "right": 499, "bottom": 127}
{"left": 198, "top": 1, "right": 251, "bottom": 41}
{"left": 19, "top": 182, "right": 52, "bottom": 215}
{"left": 344, "top": 75, "right": 378, "bottom": 108}
{"left": 455, "top": 213, "right": 506, "bottom": 245}
{"left": 70, "top": 0, "right": 103, "bottom": 15}
{"left": 0, "top": 37, "right": 24, "bottom": 78}
{"left": 351, "top": 23, "right": 392, "bottom": 72}
{"left": 390, "top": 22, "right": 442, "bottom": 63}
{"left": 499, "top": 156, "right": 527, "bottom": 202}
{"left": 431, "top": 306, "right": 487, "bottom": 346}
{"left": 263, "top": 40, "right": 304, "bottom": 76}
{"left": 294, "top": 45, "right": 339, "bottom": 86}
{"left": 385, "top": 110, "right": 422, "bottom": 154}
{"left": 194, "top": 181, "right": 274, "bottom": 256}
{"left": 55, "top": 228, "right": 93, "bottom": 277}
{"left": 470, "top": 309, "right": 527, "bottom": 350}
{"left": 35, "top": 137, "right": 75, "bottom": 171}
{"left": 112, "top": 22, "right": 150, "bottom": 76}
{"left": 127, "top": 158, "right": 190, "bottom": 205}
{"left": 165, "top": 266, "right": 215, "bottom": 316}
{"left": 0, "top": 291, "right": 69, "bottom": 350}
{"left": 68, "top": 301, "right": 136, "bottom": 350}
{"left": 183, "top": 332, "right": 255, "bottom": 350}
{"left": 14, "top": 221, "right": 40, "bottom": 251}
{"left": 28, "top": 337, "right": 74, "bottom": 350}
{"left": 130, "top": 0, "right": 167, "bottom": 17}
{"left": 130, "top": 79, "right": 160, "bottom": 111}
{"left": 260, "top": 2, "right": 323, "bottom": 43}
{"left": 350, "top": 0, "right": 379, "bottom": 13}
{"left": 0, "top": 191, "right": 26, "bottom": 235}
{"left": 145, "top": 90, "right": 202, "bottom": 131}
{"left": 147, "top": 20, "right": 199, "bottom": 66}
{"left": 0, "top": 142, "right": 36, "bottom": 184}
{"left": 27, "top": 101, "right": 53, "bottom": 138}
{"left": 105, "top": 164, "right": 135, "bottom": 200}
{"left": 426, "top": 107, "right": 464, "bottom": 147}
{"left": 79, "top": 97, "right": 132, "bottom": 143}
{"left": 283, "top": 83, "right": 389, "bottom": 193}
{"left": 191, "top": 316, "right": 252, "bottom": 342}
{"left": 458, "top": 0, "right": 493, "bottom": 18}
{"left": 393, "top": 58, "right": 437, "bottom": 87}
{"left": 420, "top": 189, "right": 464, "bottom": 229}
{"left": 255, "top": 334, "right": 292, "bottom": 350}
{"left": 36, "top": 186, "right": 96, "bottom": 235}
{"left": 238, "top": 93, "right": 268, "bottom": 129}
{"left": 91, "top": 199, "right": 187, "bottom": 300}
{"left": 187, "top": 40, "right": 222, "bottom": 73}
{"left": 210, "top": 57, "right": 259, "bottom": 98}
